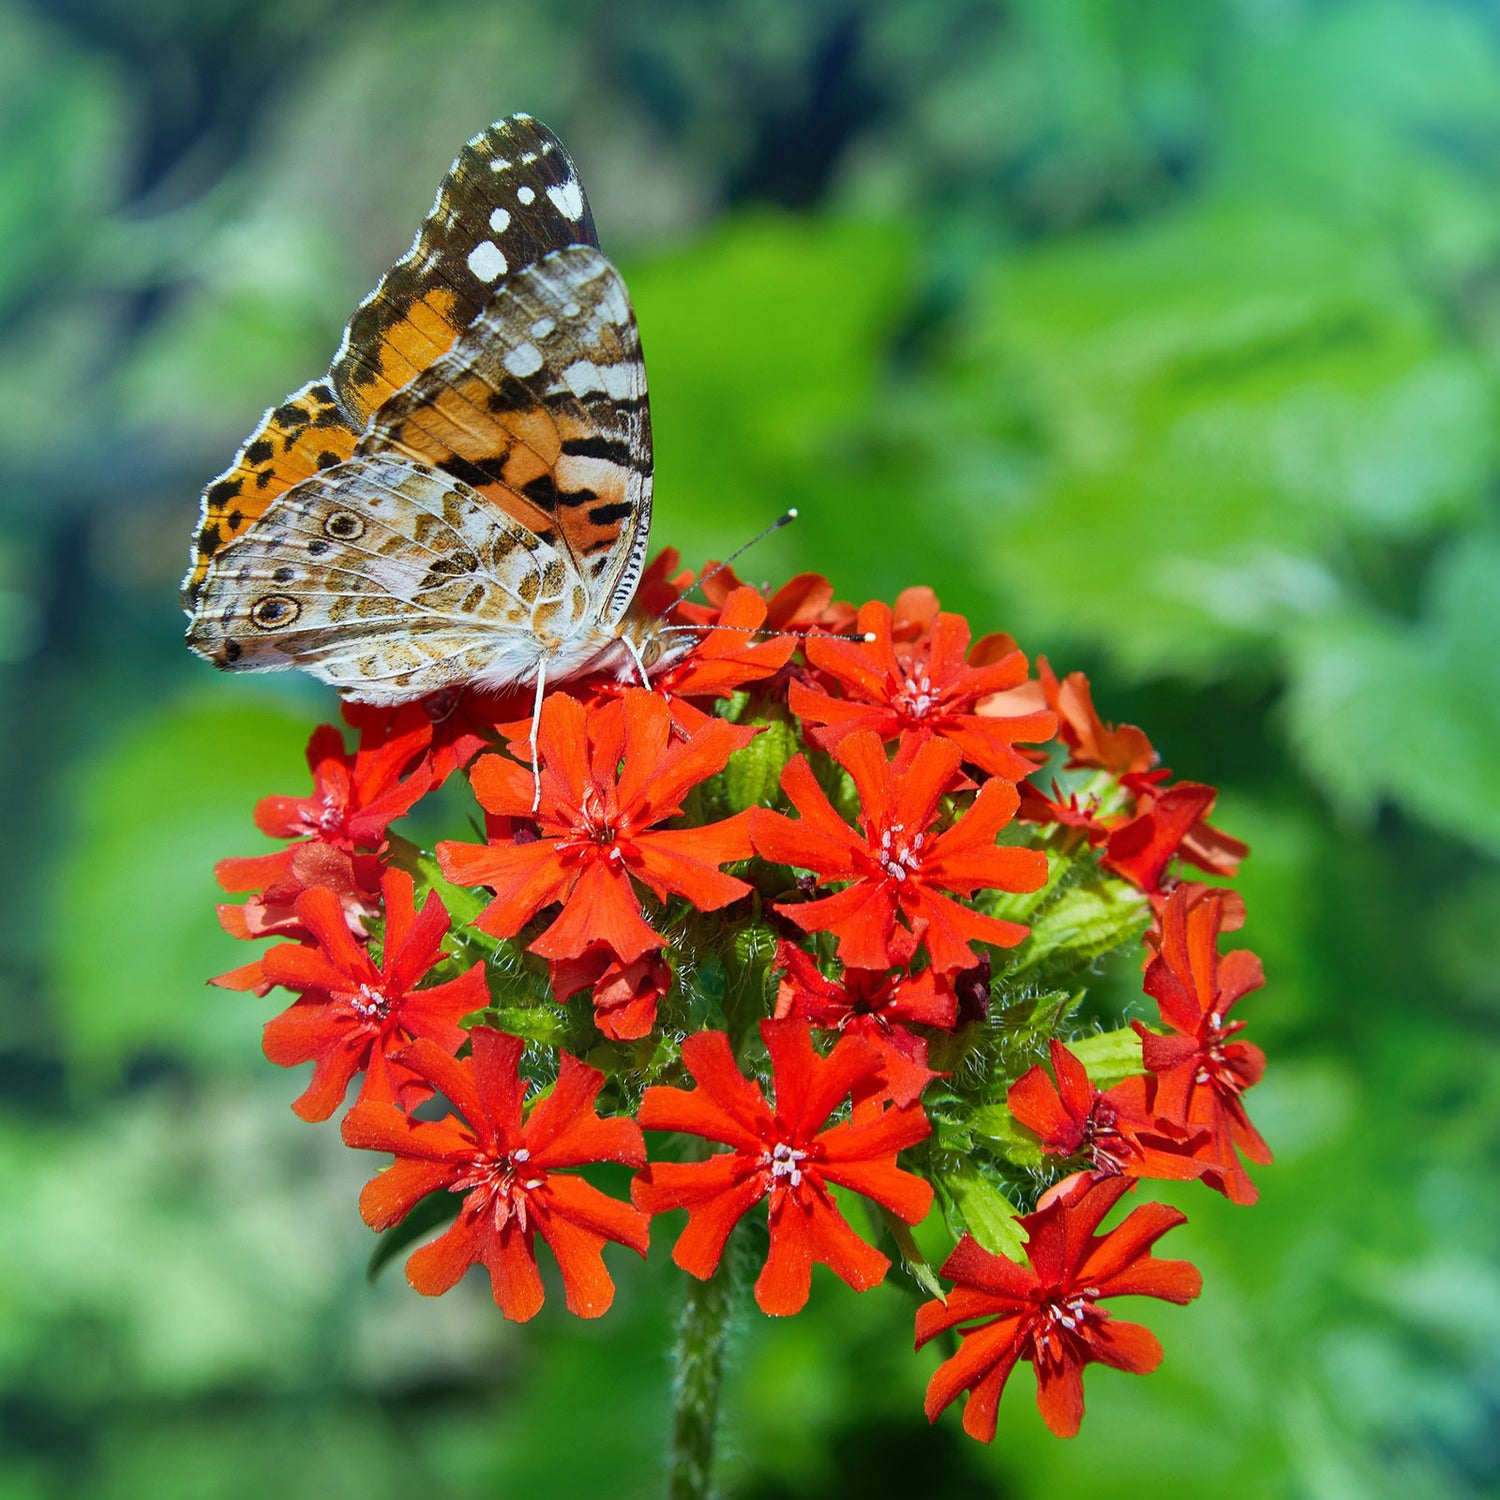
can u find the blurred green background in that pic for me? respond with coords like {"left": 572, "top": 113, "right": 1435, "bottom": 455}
{"left": 4, "top": 0, "right": 1498, "bottom": 1495}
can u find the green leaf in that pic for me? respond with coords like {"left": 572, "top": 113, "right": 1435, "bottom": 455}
{"left": 936, "top": 1164, "right": 1027, "bottom": 1261}
{"left": 1067, "top": 1026, "right": 1146, "bottom": 1089}
{"left": 1284, "top": 530, "right": 1500, "bottom": 857}
{"left": 1006, "top": 872, "right": 1150, "bottom": 980}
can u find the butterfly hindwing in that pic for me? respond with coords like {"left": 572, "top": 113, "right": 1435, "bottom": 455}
{"left": 329, "top": 114, "right": 599, "bottom": 427}
{"left": 182, "top": 379, "right": 359, "bottom": 608}
{"left": 187, "top": 456, "right": 591, "bottom": 701}
{"left": 360, "top": 243, "right": 653, "bottom": 628}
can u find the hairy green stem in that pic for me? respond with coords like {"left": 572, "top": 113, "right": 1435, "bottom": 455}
{"left": 667, "top": 1255, "right": 735, "bottom": 1500}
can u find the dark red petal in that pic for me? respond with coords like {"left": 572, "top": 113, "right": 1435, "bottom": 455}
{"left": 762, "top": 1020, "right": 880, "bottom": 1140}
{"left": 391, "top": 1036, "right": 489, "bottom": 1142}
{"left": 638, "top": 1030, "right": 773, "bottom": 1148}
{"left": 937, "top": 1234, "right": 1038, "bottom": 1304}
{"left": 657, "top": 1167, "right": 766, "bottom": 1281}
{"left": 529, "top": 861, "right": 664, "bottom": 966}
{"left": 1083, "top": 1316, "right": 1165, "bottom": 1375}
{"left": 801, "top": 1190, "right": 892, "bottom": 1293}
{"left": 526, "top": 1053, "right": 646, "bottom": 1169}
{"left": 532, "top": 1212, "right": 615, "bottom": 1319}
{"left": 755, "top": 1193, "right": 815, "bottom": 1315}
{"left": 540, "top": 1175, "right": 651, "bottom": 1257}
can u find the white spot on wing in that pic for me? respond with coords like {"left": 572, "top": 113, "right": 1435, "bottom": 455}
{"left": 530, "top": 317, "right": 555, "bottom": 340}
{"left": 563, "top": 360, "right": 639, "bottom": 400}
{"left": 546, "top": 178, "right": 584, "bottom": 221}
{"left": 467, "top": 240, "right": 508, "bottom": 281}
{"left": 562, "top": 301, "right": 581, "bottom": 318}
{"left": 489, "top": 207, "right": 511, "bottom": 233}
{"left": 489, "top": 156, "right": 512, "bottom": 172}
{"left": 504, "top": 343, "right": 545, "bottom": 378}
{"left": 517, "top": 184, "right": 536, "bottom": 205}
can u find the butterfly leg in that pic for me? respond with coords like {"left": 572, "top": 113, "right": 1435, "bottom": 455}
{"left": 528, "top": 659, "right": 547, "bottom": 813}
{"left": 622, "top": 634, "right": 652, "bottom": 690}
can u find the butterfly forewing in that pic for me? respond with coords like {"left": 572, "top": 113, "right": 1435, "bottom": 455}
{"left": 329, "top": 114, "right": 599, "bottom": 426}
{"left": 361, "top": 243, "right": 652, "bottom": 628}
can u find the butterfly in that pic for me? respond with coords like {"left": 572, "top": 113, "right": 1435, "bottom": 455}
{"left": 183, "top": 114, "right": 673, "bottom": 715}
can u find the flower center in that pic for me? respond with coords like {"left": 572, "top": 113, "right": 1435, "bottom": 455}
{"left": 348, "top": 983, "right": 391, "bottom": 1021}
{"left": 1031, "top": 1287, "right": 1103, "bottom": 1363}
{"left": 456, "top": 1147, "right": 546, "bottom": 1234}
{"left": 763, "top": 1141, "right": 809, "bottom": 1188}
{"left": 305, "top": 790, "right": 345, "bottom": 835}
{"left": 1084, "top": 1098, "right": 1130, "bottom": 1175}
{"left": 569, "top": 787, "right": 629, "bottom": 867}
{"left": 1196, "top": 1013, "right": 1247, "bottom": 1093}
{"left": 877, "top": 821, "right": 925, "bottom": 883}
{"left": 894, "top": 660, "right": 940, "bottom": 721}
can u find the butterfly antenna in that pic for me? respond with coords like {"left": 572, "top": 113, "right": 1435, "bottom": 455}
{"left": 657, "top": 621, "right": 877, "bottom": 645}
{"left": 665, "top": 509, "right": 799, "bottom": 613}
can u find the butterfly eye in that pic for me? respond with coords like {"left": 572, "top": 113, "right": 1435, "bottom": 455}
{"left": 250, "top": 595, "right": 301, "bottom": 630}
{"left": 323, "top": 510, "right": 365, "bottom": 540}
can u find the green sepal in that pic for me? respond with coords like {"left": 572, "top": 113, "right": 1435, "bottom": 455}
{"left": 476, "top": 1003, "right": 573, "bottom": 1048}
{"left": 1018, "top": 877, "right": 1150, "bottom": 981}
{"left": 969, "top": 1103, "right": 1046, "bottom": 1169}
{"left": 723, "top": 714, "right": 800, "bottom": 812}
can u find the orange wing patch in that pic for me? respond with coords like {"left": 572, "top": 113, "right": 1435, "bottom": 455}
{"left": 359, "top": 244, "right": 652, "bottom": 612}
{"left": 182, "top": 379, "right": 357, "bottom": 607}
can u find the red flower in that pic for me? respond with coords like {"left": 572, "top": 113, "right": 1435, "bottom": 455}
{"left": 547, "top": 946, "right": 673, "bottom": 1042}
{"left": 1139, "top": 884, "right": 1270, "bottom": 1204}
{"left": 791, "top": 601, "right": 1055, "bottom": 780}
{"left": 750, "top": 732, "right": 1047, "bottom": 974}
{"left": 632, "top": 1020, "right": 933, "bottom": 1315}
{"left": 1038, "top": 660, "right": 1156, "bottom": 777}
{"left": 1104, "top": 772, "right": 1247, "bottom": 893}
{"left": 218, "top": 868, "right": 489, "bottom": 1121}
{"left": 215, "top": 722, "right": 433, "bottom": 939}
{"left": 772, "top": 937, "right": 951, "bottom": 1106}
{"left": 1016, "top": 780, "right": 1112, "bottom": 845}
{"left": 344, "top": 688, "right": 529, "bottom": 790}
{"left": 1007, "top": 1040, "right": 1207, "bottom": 1184}
{"left": 342, "top": 1027, "right": 648, "bottom": 1321}
{"left": 917, "top": 1175, "right": 1202, "bottom": 1441}
{"left": 437, "top": 690, "right": 754, "bottom": 971}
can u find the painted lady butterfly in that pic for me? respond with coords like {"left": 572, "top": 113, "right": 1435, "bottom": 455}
{"left": 183, "top": 114, "right": 668, "bottom": 707}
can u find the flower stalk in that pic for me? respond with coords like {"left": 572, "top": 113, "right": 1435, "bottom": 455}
{"left": 668, "top": 1236, "right": 737, "bottom": 1500}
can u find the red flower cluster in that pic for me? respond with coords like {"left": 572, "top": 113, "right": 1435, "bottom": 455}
{"left": 1013, "top": 660, "right": 1248, "bottom": 906}
{"left": 206, "top": 558, "right": 1269, "bottom": 1440}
